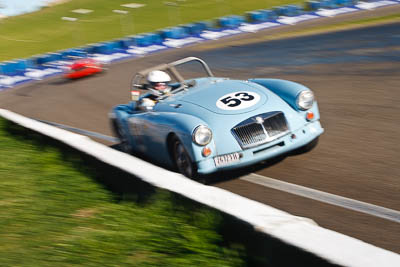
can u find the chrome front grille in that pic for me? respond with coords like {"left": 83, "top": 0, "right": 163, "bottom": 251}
{"left": 262, "top": 112, "right": 288, "bottom": 138}
{"left": 233, "top": 123, "right": 266, "bottom": 148}
{"left": 232, "top": 111, "right": 289, "bottom": 149}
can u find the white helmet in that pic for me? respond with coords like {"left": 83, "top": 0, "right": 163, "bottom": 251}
{"left": 147, "top": 70, "right": 171, "bottom": 96}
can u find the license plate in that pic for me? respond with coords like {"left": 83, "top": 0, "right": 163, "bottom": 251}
{"left": 214, "top": 152, "right": 240, "bottom": 167}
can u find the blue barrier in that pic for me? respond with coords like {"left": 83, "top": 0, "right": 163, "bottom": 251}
{"left": 125, "top": 35, "right": 138, "bottom": 46}
{"left": 49, "top": 53, "right": 62, "bottom": 62}
{"left": 306, "top": 0, "right": 356, "bottom": 10}
{"left": 160, "top": 27, "right": 189, "bottom": 39}
{"left": 199, "top": 21, "right": 217, "bottom": 31}
{"left": 275, "top": 5, "right": 303, "bottom": 16}
{"left": 333, "top": 0, "right": 345, "bottom": 5}
{"left": 246, "top": 11, "right": 268, "bottom": 22}
{"left": 80, "top": 44, "right": 96, "bottom": 54}
{"left": 108, "top": 40, "right": 124, "bottom": 51}
{"left": 183, "top": 23, "right": 207, "bottom": 35}
{"left": 259, "top": 9, "right": 278, "bottom": 20}
{"left": 60, "top": 49, "right": 87, "bottom": 59}
{"left": 19, "top": 58, "right": 36, "bottom": 70}
{"left": 88, "top": 33, "right": 162, "bottom": 52}
{"left": 37, "top": 54, "right": 50, "bottom": 64}
{"left": 14, "top": 59, "right": 34, "bottom": 72}
{"left": 132, "top": 33, "right": 163, "bottom": 47}
{"left": 88, "top": 41, "right": 123, "bottom": 55}
{"left": 115, "top": 38, "right": 136, "bottom": 48}
{"left": 146, "top": 33, "right": 164, "bottom": 45}
{"left": 15, "top": 60, "right": 27, "bottom": 72}
{"left": 218, "top": 15, "right": 245, "bottom": 28}
{"left": 133, "top": 34, "right": 154, "bottom": 47}
{"left": 289, "top": 4, "right": 304, "bottom": 15}
{"left": 218, "top": 16, "right": 230, "bottom": 28}
{"left": 0, "top": 59, "right": 35, "bottom": 75}
{"left": 94, "top": 42, "right": 115, "bottom": 54}
{"left": 274, "top": 6, "right": 288, "bottom": 16}
{"left": 35, "top": 53, "right": 62, "bottom": 65}
{"left": 0, "top": 63, "right": 5, "bottom": 75}
{"left": 320, "top": 0, "right": 338, "bottom": 9}
{"left": 306, "top": 0, "right": 322, "bottom": 10}
{"left": 0, "top": 63, "right": 8, "bottom": 75}
{"left": 34, "top": 55, "right": 46, "bottom": 65}
{"left": 232, "top": 15, "right": 245, "bottom": 24}
{"left": 0, "top": 61, "right": 19, "bottom": 76}
{"left": 333, "top": 0, "right": 357, "bottom": 6}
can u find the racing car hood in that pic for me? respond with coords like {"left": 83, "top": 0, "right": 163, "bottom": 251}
{"left": 177, "top": 79, "right": 268, "bottom": 115}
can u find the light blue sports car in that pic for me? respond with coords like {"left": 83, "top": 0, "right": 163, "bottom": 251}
{"left": 110, "top": 57, "right": 324, "bottom": 178}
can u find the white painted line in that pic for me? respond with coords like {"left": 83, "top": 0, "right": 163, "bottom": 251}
{"left": 113, "top": 9, "right": 129, "bottom": 15}
{"left": 121, "top": 3, "right": 146, "bottom": 9}
{"left": 71, "top": 9, "right": 93, "bottom": 14}
{"left": 61, "top": 16, "right": 77, "bottom": 22}
{"left": 241, "top": 173, "right": 400, "bottom": 224}
{"left": 164, "top": 1, "right": 178, "bottom": 6}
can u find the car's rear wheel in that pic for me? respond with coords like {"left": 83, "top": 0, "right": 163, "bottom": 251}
{"left": 111, "top": 119, "right": 132, "bottom": 153}
{"left": 171, "top": 137, "right": 197, "bottom": 178}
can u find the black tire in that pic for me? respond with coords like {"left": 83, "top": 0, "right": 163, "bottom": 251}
{"left": 171, "top": 136, "right": 197, "bottom": 178}
{"left": 292, "top": 137, "right": 319, "bottom": 155}
{"left": 111, "top": 119, "right": 132, "bottom": 153}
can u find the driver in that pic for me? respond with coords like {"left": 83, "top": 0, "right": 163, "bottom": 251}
{"left": 138, "top": 70, "right": 172, "bottom": 111}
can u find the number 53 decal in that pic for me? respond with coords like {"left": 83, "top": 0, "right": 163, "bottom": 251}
{"left": 216, "top": 91, "right": 260, "bottom": 110}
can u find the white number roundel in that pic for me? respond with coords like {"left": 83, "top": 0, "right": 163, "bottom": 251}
{"left": 216, "top": 91, "right": 260, "bottom": 110}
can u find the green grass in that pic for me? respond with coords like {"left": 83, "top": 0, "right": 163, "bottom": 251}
{"left": 0, "top": 118, "right": 245, "bottom": 266}
{"left": 0, "top": 0, "right": 300, "bottom": 61}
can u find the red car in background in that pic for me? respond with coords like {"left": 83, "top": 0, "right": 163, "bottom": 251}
{"left": 64, "top": 58, "right": 103, "bottom": 79}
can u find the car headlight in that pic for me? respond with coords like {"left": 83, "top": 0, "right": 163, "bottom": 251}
{"left": 297, "top": 90, "right": 314, "bottom": 110}
{"left": 193, "top": 125, "right": 212, "bottom": 146}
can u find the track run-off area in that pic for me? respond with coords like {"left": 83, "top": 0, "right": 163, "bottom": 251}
{"left": 1, "top": 10, "right": 400, "bottom": 253}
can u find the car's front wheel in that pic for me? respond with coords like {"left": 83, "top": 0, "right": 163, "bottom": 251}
{"left": 171, "top": 137, "right": 197, "bottom": 178}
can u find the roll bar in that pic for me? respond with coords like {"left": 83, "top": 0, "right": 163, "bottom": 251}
{"left": 132, "top": 57, "right": 214, "bottom": 91}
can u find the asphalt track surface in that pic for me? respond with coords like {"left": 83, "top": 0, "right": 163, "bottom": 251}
{"left": 1, "top": 8, "right": 400, "bottom": 253}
